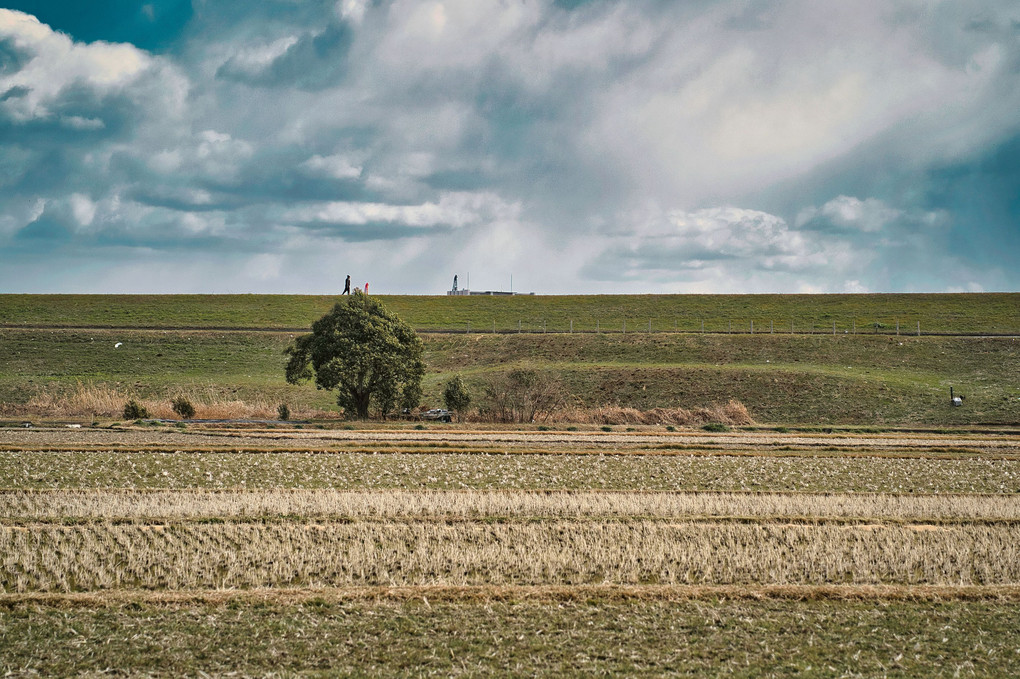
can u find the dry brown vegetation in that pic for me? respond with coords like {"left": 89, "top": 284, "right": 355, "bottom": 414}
{"left": 3, "top": 429, "right": 1019, "bottom": 602}
{"left": 3, "top": 489, "right": 1020, "bottom": 523}
{"left": 4, "top": 520, "right": 1019, "bottom": 593}
{"left": 10, "top": 381, "right": 755, "bottom": 426}
{"left": 14, "top": 383, "right": 312, "bottom": 420}
{"left": 552, "top": 400, "right": 753, "bottom": 426}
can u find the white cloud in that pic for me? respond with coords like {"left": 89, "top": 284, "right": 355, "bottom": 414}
{"left": 2, "top": 2, "right": 1019, "bottom": 294}
{"left": 69, "top": 194, "right": 96, "bottom": 227}
{"left": 300, "top": 153, "right": 362, "bottom": 180}
{"left": 580, "top": 205, "right": 866, "bottom": 291}
{"left": 337, "top": 0, "right": 369, "bottom": 24}
{"left": 0, "top": 9, "right": 156, "bottom": 121}
{"left": 589, "top": 2, "right": 1020, "bottom": 207}
{"left": 796, "top": 196, "right": 902, "bottom": 232}
{"left": 378, "top": 0, "right": 542, "bottom": 74}
{"left": 287, "top": 191, "right": 519, "bottom": 229}
{"left": 216, "top": 35, "right": 299, "bottom": 78}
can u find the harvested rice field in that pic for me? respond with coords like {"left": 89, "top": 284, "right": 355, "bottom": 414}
{"left": 2, "top": 425, "right": 1020, "bottom": 675}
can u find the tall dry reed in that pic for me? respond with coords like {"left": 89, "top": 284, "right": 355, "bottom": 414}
{"left": 17, "top": 382, "right": 312, "bottom": 420}
{"left": 550, "top": 400, "right": 753, "bottom": 425}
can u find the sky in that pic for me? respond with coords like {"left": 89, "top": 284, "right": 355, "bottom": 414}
{"left": 0, "top": 1, "right": 1018, "bottom": 295}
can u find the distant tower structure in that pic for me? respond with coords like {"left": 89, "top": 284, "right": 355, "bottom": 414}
{"left": 447, "top": 273, "right": 530, "bottom": 296}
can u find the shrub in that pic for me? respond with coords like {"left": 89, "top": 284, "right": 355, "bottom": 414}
{"left": 479, "top": 368, "right": 565, "bottom": 423}
{"left": 702, "top": 422, "right": 731, "bottom": 432}
{"left": 123, "top": 400, "right": 149, "bottom": 420}
{"left": 566, "top": 426, "right": 578, "bottom": 431}
{"left": 277, "top": 403, "right": 291, "bottom": 421}
{"left": 665, "top": 425, "right": 676, "bottom": 432}
{"left": 601, "top": 425, "right": 612, "bottom": 432}
{"left": 442, "top": 376, "right": 471, "bottom": 420}
{"left": 537, "top": 425, "right": 550, "bottom": 431}
{"left": 171, "top": 396, "right": 196, "bottom": 420}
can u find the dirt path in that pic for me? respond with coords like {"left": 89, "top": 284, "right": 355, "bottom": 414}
{"left": 3, "top": 426, "right": 1018, "bottom": 455}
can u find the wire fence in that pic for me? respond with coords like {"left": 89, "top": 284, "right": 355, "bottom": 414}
{"left": 419, "top": 318, "right": 1014, "bottom": 336}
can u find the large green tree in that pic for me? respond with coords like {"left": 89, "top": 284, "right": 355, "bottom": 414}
{"left": 284, "top": 291, "right": 425, "bottom": 419}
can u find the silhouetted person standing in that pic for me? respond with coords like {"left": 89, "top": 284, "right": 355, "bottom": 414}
{"left": 342, "top": 275, "right": 351, "bottom": 295}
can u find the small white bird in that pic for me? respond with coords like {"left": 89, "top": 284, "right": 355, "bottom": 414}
{"left": 114, "top": 342, "right": 123, "bottom": 348}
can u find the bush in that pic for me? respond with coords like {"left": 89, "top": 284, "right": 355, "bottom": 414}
{"left": 123, "top": 400, "right": 149, "bottom": 420}
{"left": 702, "top": 422, "right": 731, "bottom": 432}
{"left": 601, "top": 425, "right": 612, "bottom": 432}
{"left": 171, "top": 396, "right": 196, "bottom": 420}
{"left": 479, "top": 368, "right": 565, "bottom": 423}
{"left": 665, "top": 425, "right": 676, "bottom": 432}
{"left": 277, "top": 403, "right": 291, "bottom": 421}
{"left": 442, "top": 376, "right": 471, "bottom": 420}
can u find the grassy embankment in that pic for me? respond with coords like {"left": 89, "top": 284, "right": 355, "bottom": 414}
{"left": 1, "top": 326, "right": 1017, "bottom": 425}
{"left": 2, "top": 292, "right": 1019, "bottom": 334}
{"left": 1, "top": 293, "right": 1017, "bottom": 425}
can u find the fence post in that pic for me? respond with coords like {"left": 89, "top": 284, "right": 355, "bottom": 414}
{"left": 623, "top": 320, "right": 626, "bottom": 334}
{"left": 791, "top": 320, "right": 794, "bottom": 334}
{"left": 596, "top": 319, "right": 600, "bottom": 333}
{"left": 728, "top": 321, "right": 731, "bottom": 334}
{"left": 518, "top": 320, "right": 521, "bottom": 334}
{"left": 701, "top": 319, "right": 704, "bottom": 333}
{"left": 543, "top": 319, "right": 546, "bottom": 333}
{"left": 896, "top": 320, "right": 899, "bottom": 335}
{"left": 853, "top": 319, "right": 856, "bottom": 335}
{"left": 770, "top": 320, "right": 773, "bottom": 333}
{"left": 917, "top": 321, "right": 920, "bottom": 337}
{"left": 570, "top": 319, "right": 573, "bottom": 333}
{"left": 750, "top": 320, "right": 753, "bottom": 334}
{"left": 648, "top": 320, "right": 651, "bottom": 333}
{"left": 833, "top": 321, "right": 836, "bottom": 336}
{"left": 467, "top": 321, "right": 470, "bottom": 334}
{"left": 493, "top": 320, "right": 496, "bottom": 334}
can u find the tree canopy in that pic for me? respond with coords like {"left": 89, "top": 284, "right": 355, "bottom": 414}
{"left": 284, "top": 291, "right": 425, "bottom": 419}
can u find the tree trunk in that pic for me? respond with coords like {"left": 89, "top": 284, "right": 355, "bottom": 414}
{"left": 352, "top": 389, "right": 372, "bottom": 419}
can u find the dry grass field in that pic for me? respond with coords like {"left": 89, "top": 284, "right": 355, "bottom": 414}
{"left": 3, "top": 426, "right": 1020, "bottom": 675}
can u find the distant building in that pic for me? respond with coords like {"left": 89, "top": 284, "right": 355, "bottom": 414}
{"left": 447, "top": 274, "right": 533, "bottom": 296}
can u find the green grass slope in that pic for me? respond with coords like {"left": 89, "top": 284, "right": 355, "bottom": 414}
{"left": 2, "top": 327, "right": 1016, "bottom": 425}
{"left": 2, "top": 293, "right": 1018, "bottom": 334}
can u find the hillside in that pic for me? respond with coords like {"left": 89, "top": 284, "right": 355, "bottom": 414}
{"left": 1, "top": 322, "right": 1016, "bottom": 426}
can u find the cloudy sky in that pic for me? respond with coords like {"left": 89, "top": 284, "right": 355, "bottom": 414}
{"left": 1, "top": 1, "right": 1018, "bottom": 294}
